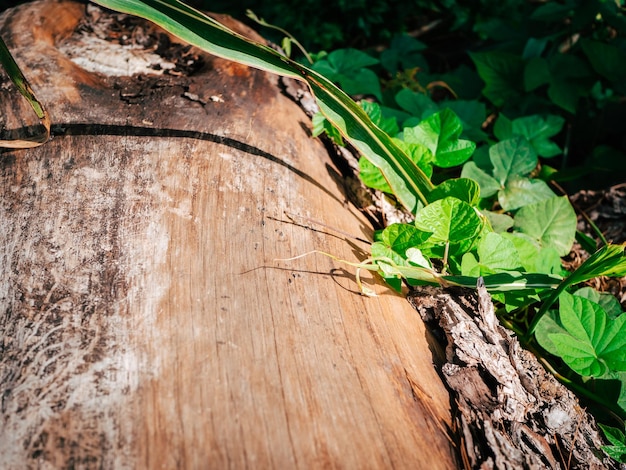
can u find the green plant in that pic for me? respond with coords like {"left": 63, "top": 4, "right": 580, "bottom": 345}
{"left": 600, "top": 423, "right": 626, "bottom": 463}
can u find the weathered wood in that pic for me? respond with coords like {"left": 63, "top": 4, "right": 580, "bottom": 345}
{"left": 0, "top": 2, "right": 457, "bottom": 468}
{"left": 409, "top": 286, "right": 617, "bottom": 469}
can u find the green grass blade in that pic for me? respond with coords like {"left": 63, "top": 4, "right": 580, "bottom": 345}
{"left": 91, "top": 0, "right": 433, "bottom": 211}
{"left": 0, "top": 36, "right": 50, "bottom": 148}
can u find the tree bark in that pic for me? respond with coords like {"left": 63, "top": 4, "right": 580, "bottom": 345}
{"left": 0, "top": 2, "right": 457, "bottom": 468}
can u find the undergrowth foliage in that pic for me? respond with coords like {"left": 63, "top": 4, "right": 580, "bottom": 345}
{"left": 1, "top": 0, "right": 625, "bottom": 462}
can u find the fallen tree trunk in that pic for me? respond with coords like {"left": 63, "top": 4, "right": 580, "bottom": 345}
{"left": 0, "top": 2, "right": 457, "bottom": 468}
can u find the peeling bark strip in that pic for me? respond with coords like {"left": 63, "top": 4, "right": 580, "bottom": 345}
{"left": 408, "top": 286, "right": 617, "bottom": 469}
{"left": 0, "top": 2, "right": 457, "bottom": 468}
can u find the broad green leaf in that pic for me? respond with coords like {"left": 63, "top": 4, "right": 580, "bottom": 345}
{"left": 493, "top": 114, "right": 513, "bottom": 141}
{"left": 502, "top": 233, "right": 563, "bottom": 275}
{"left": 380, "top": 35, "right": 427, "bottom": 75}
{"left": 575, "top": 287, "right": 623, "bottom": 320}
{"left": 92, "top": 0, "right": 434, "bottom": 212}
{"left": 393, "top": 139, "right": 434, "bottom": 177}
{"left": 513, "top": 196, "right": 576, "bottom": 256}
{"left": 372, "top": 224, "right": 432, "bottom": 291}
{"left": 395, "top": 89, "right": 438, "bottom": 122}
{"left": 550, "top": 333, "right": 604, "bottom": 376}
{"left": 379, "top": 223, "right": 432, "bottom": 257}
{"left": 405, "top": 248, "right": 432, "bottom": 269}
{"left": 0, "top": 36, "right": 50, "bottom": 148}
{"left": 547, "top": 79, "right": 580, "bottom": 114}
{"left": 404, "top": 109, "right": 476, "bottom": 168}
{"left": 511, "top": 115, "right": 564, "bottom": 158}
{"left": 477, "top": 232, "right": 522, "bottom": 271}
{"left": 443, "top": 100, "right": 488, "bottom": 142}
{"left": 535, "top": 247, "right": 565, "bottom": 276}
{"left": 414, "top": 197, "right": 483, "bottom": 258}
{"left": 524, "top": 57, "right": 550, "bottom": 92}
{"left": 490, "top": 137, "right": 538, "bottom": 185}
{"left": 498, "top": 176, "right": 555, "bottom": 211}
{"left": 522, "top": 37, "right": 548, "bottom": 60}
{"left": 470, "top": 51, "right": 524, "bottom": 106}
{"left": 462, "top": 232, "right": 521, "bottom": 277}
{"left": 599, "top": 423, "right": 626, "bottom": 448}
{"left": 581, "top": 39, "right": 626, "bottom": 85}
{"left": 535, "top": 309, "right": 567, "bottom": 355}
{"left": 313, "top": 49, "right": 382, "bottom": 99}
{"left": 482, "top": 210, "right": 514, "bottom": 233}
{"left": 428, "top": 178, "right": 480, "bottom": 205}
{"left": 544, "top": 293, "right": 626, "bottom": 377}
{"left": 599, "top": 421, "right": 626, "bottom": 462}
{"left": 461, "top": 162, "right": 500, "bottom": 198}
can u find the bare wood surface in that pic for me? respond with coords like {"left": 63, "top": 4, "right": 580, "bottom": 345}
{"left": 0, "top": 2, "right": 457, "bottom": 468}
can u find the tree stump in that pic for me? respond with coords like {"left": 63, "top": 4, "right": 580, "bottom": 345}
{"left": 0, "top": 2, "right": 457, "bottom": 468}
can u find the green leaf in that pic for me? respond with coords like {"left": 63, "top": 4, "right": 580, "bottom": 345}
{"left": 511, "top": 115, "right": 565, "bottom": 158}
{"left": 599, "top": 424, "right": 626, "bottom": 462}
{"left": 360, "top": 101, "right": 399, "bottom": 136}
{"left": 524, "top": 57, "right": 550, "bottom": 92}
{"left": 359, "top": 137, "right": 433, "bottom": 194}
{"left": 0, "top": 36, "right": 50, "bottom": 148}
{"left": 380, "top": 35, "right": 427, "bottom": 75}
{"left": 312, "top": 111, "right": 344, "bottom": 145}
{"left": 528, "top": 244, "right": 626, "bottom": 338}
{"left": 395, "top": 89, "right": 439, "bottom": 122}
{"left": 429, "top": 178, "right": 480, "bottom": 205}
{"left": 92, "top": 0, "right": 434, "bottom": 213}
{"left": 498, "top": 176, "right": 555, "bottom": 211}
{"left": 462, "top": 232, "right": 522, "bottom": 277}
{"left": 379, "top": 223, "right": 432, "bottom": 257}
{"left": 482, "top": 210, "right": 514, "bottom": 233}
{"left": 358, "top": 157, "right": 392, "bottom": 193}
{"left": 393, "top": 139, "right": 434, "bottom": 177}
{"left": 490, "top": 137, "right": 538, "bottom": 185}
{"left": 513, "top": 196, "right": 576, "bottom": 256}
{"left": 470, "top": 51, "right": 524, "bottom": 106}
{"left": 404, "top": 109, "right": 476, "bottom": 168}
{"left": 535, "top": 247, "right": 565, "bottom": 276}
{"left": 502, "top": 233, "right": 563, "bottom": 275}
{"left": 372, "top": 224, "right": 432, "bottom": 291}
{"left": 575, "top": 287, "right": 623, "bottom": 320}
{"left": 371, "top": 245, "right": 404, "bottom": 291}
{"left": 566, "top": 244, "right": 626, "bottom": 286}
{"left": 547, "top": 79, "right": 580, "bottom": 114}
{"left": 493, "top": 114, "right": 513, "bottom": 141}
{"left": 543, "top": 292, "right": 626, "bottom": 377}
{"left": 443, "top": 100, "right": 488, "bottom": 142}
{"left": 414, "top": 197, "right": 483, "bottom": 258}
{"left": 581, "top": 39, "right": 626, "bottom": 85}
{"left": 312, "top": 49, "right": 382, "bottom": 99}
{"left": 461, "top": 162, "right": 500, "bottom": 199}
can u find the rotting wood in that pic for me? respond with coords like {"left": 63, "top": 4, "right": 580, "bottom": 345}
{"left": 408, "top": 285, "right": 618, "bottom": 469}
{"left": 0, "top": 2, "right": 457, "bottom": 468}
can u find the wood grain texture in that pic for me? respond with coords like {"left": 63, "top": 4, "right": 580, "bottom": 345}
{"left": 0, "top": 2, "right": 457, "bottom": 468}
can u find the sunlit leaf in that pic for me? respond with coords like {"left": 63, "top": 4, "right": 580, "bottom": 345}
{"left": 513, "top": 196, "right": 576, "bottom": 256}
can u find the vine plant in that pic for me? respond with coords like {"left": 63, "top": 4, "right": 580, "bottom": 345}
{"left": 1, "top": 0, "right": 626, "bottom": 459}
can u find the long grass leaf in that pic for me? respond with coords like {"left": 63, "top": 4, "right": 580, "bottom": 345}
{"left": 0, "top": 36, "right": 50, "bottom": 148}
